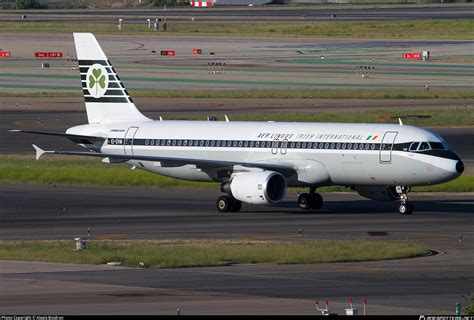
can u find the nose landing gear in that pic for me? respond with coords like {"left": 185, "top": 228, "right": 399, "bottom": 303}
{"left": 396, "top": 186, "right": 413, "bottom": 215}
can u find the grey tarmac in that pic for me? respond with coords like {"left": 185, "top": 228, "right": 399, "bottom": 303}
{"left": 0, "top": 6, "right": 472, "bottom": 23}
{"left": 0, "top": 184, "right": 473, "bottom": 314}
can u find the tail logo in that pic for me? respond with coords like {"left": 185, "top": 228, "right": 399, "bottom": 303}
{"left": 86, "top": 64, "right": 108, "bottom": 98}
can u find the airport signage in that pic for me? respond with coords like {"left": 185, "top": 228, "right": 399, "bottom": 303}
{"left": 35, "top": 52, "right": 63, "bottom": 58}
{"left": 190, "top": 1, "right": 213, "bottom": 7}
{"left": 404, "top": 52, "right": 421, "bottom": 59}
{"left": 0, "top": 51, "right": 11, "bottom": 57}
{"left": 160, "top": 50, "right": 176, "bottom": 56}
{"left": 192, "top": 48, "right": 202, "bottom": 55}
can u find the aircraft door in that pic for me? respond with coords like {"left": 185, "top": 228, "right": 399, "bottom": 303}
{"left": 271, "top": 139, "right": 279, "bottom": 155}
{"left": 124, "top": 126, "right": 139, "bottom": 155}
{"left": 379, "top": 131, "right": 398, "bottom": 163}
{"left": 281, "top": 139, "right": 288, "bottom": 155}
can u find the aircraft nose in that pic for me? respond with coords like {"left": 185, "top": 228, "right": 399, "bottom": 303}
{"left": 456, "top": 161, "right": 464, "bottom": 174}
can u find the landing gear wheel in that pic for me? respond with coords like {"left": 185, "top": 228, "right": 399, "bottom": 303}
{"left": 399, "top": 203, "right": 414, "bottom": 215}
{"left": 229, "top": 199, "right": 242, "bottom": 212}
{"left": 310, "top": 193, "right": 323, "bottom": 210}
{"left": 396, "top": 185, "right": 413, "bottom": 215}
{"left": 216, "top": 196, "right": 231, "bottom": 213}
{"left": 298, "top": 193, "right": 312, "bottom": 210}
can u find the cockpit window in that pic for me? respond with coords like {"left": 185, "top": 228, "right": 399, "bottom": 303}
{"left": 430, "top": 142, "right": 445, "bottom": 150}
{"left": 409, "top": 142, "right": 419, "bottom": 151}
{"left": 418, "top": 142, "right": 430, "bottom": 151}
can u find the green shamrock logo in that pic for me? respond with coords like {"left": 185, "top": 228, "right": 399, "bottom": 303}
{"left": 88, "top": 68, "right": 106, "bottom": 96}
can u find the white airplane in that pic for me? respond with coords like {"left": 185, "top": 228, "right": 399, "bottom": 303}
{"left": 12, "top": 33, "right": 464, "bottom": 215}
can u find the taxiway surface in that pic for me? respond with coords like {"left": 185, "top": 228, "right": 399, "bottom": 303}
{"left": 0, "top": 185, "right": 473, "bottom": 314}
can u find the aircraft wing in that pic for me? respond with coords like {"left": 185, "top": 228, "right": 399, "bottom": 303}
{"left": 32, "top": 145, "right": 296, "bottom": 176}
{"left": 10, "top": 130, "right": 105, "bottom": 144}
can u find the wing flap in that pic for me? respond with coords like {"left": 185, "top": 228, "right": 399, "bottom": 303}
{"left": 32, "top": 145, "right": 296, "bottom": 176}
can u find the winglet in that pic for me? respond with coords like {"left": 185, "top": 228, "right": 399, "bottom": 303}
{"left": 398, "top": 118, "right": 404, "bottom": 126}
{"left": 32, "top": 144, "right": 46, "bottom": 160}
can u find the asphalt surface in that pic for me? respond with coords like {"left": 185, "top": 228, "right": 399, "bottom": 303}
{"left": 0, "top": 7, "right": 472, "bottom": 23}
{"left": 1, "top": 34, "right": 472, "bottom": 91}
{"left": 0, "top": 185, "right": 473, "bottom": 314}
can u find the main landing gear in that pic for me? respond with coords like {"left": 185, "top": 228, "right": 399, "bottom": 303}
{"left": 396, "top": 185, "right": 413, "bottom": 215}
{"left": 298, "top": 187, "right": 323, "bottom": 211}
{"left": 216, "top": 195, "right": 242, "bottom": 213}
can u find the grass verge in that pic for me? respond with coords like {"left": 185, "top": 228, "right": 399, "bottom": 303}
{"left": 0, "top": 240, "right": 429, "bottom": 268}
{"left": 0, "top": 156, "right": 472, "bottom": 192}
{"left": 1, "top": 88, "right": 474, "bottom": 99}
{"left": 176, "top": 108, "right": 474, "bottom": 126}
{"left": 0, "top": 20, "right": 472, "bottom": 39}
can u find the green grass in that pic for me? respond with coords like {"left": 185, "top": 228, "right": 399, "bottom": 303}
{"left": 0, "top": 156, "right": 472, "bottom": 192}
{"left": 1, "top": 88, "right": 474, "bottom": 99}
{"left": 464, "top": 293, "right": 474, "bottom": 315}
{"left": 0, "top": 240, "right": 429, "bottom": 268}
{"left": 0, "top": 155, "right": 212, "bottom": 189}
{"left": 177, "top": 108, "right": 474, "bottom": 126}
{"left": 0, "top": 20, "right": 472, "bottom": 39}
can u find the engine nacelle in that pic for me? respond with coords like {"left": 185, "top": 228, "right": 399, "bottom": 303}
{"left": 230, "top": 171, "right": 287, "bottom": 205}
{"left": 355, "top": 186, "right": 398, "bottom": 201}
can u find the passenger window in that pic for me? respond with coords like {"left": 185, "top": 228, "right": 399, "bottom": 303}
{"left": 307, "top": 142, "right": 312, "bottom": 149}
{"left": 290, "top": 142, "right": 295, "bottom": 148}
{"left": 342, "top": 143, "right": 346, "bottom": 149}
{"left": 296, "top": 142, "right": 301, "bottom": 148}
{"left": 330, "top": 143, "right": 335, "bottom": 149}
{"left": 184, "top": 140, "right": 188, "bottom": 146}
{"left": 336, "top": 143, "right": 340, "bottom": 149}
{"left": 256, "top": 141, "right": 260, "bottom": 147}
{"left": 319, "top": 142, "right": 324, "bottom": 149}
{"left": 348, "top": 143, "right": 352, "bottom": 149}
{"left": 172, "top": 140, "right": 176, "bottom": 146}
{"left": 324, "top": 143, "right": 329, "bottom": 149}
{"left": 250, "top": 141, "right": 254, "bottom": 147}
{"left": 233, "top": 141, "right": 238, "bottom": 147}
{"left": 238, "top": 141, "right": 243, "bottom": 147}
{"left": 244, "top": 141, "right": 248, "bottom": 147}
{"left": 371, "top": 144, "right": 375, "bottom": 150}
{"left": 302, "top": 142, "right": 306, "bottom": 148}
{"left": 205, "top": 140, "right": 209, "bottom": 147}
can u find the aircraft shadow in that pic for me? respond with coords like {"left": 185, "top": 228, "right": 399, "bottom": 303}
{"left": 248, "top": 199, "right": 474, "bottom": 215}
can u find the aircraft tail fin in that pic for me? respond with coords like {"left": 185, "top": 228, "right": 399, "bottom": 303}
{"left": 73, "top": 33, "right": 150, "bottom": 124}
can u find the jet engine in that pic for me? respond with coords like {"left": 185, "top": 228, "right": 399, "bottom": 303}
{"left": 230, "top": 171, "right": 287, "bottom": 205}
{"left": 355, "top": 186, "right": 398, "bottom": 201}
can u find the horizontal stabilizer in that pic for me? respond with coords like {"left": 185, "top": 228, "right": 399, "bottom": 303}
{"left": 32, "top": 144, "right": 48, "bottom": 160}
{"left": 10, "top": 129, "right": 105, "bottom": 144}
